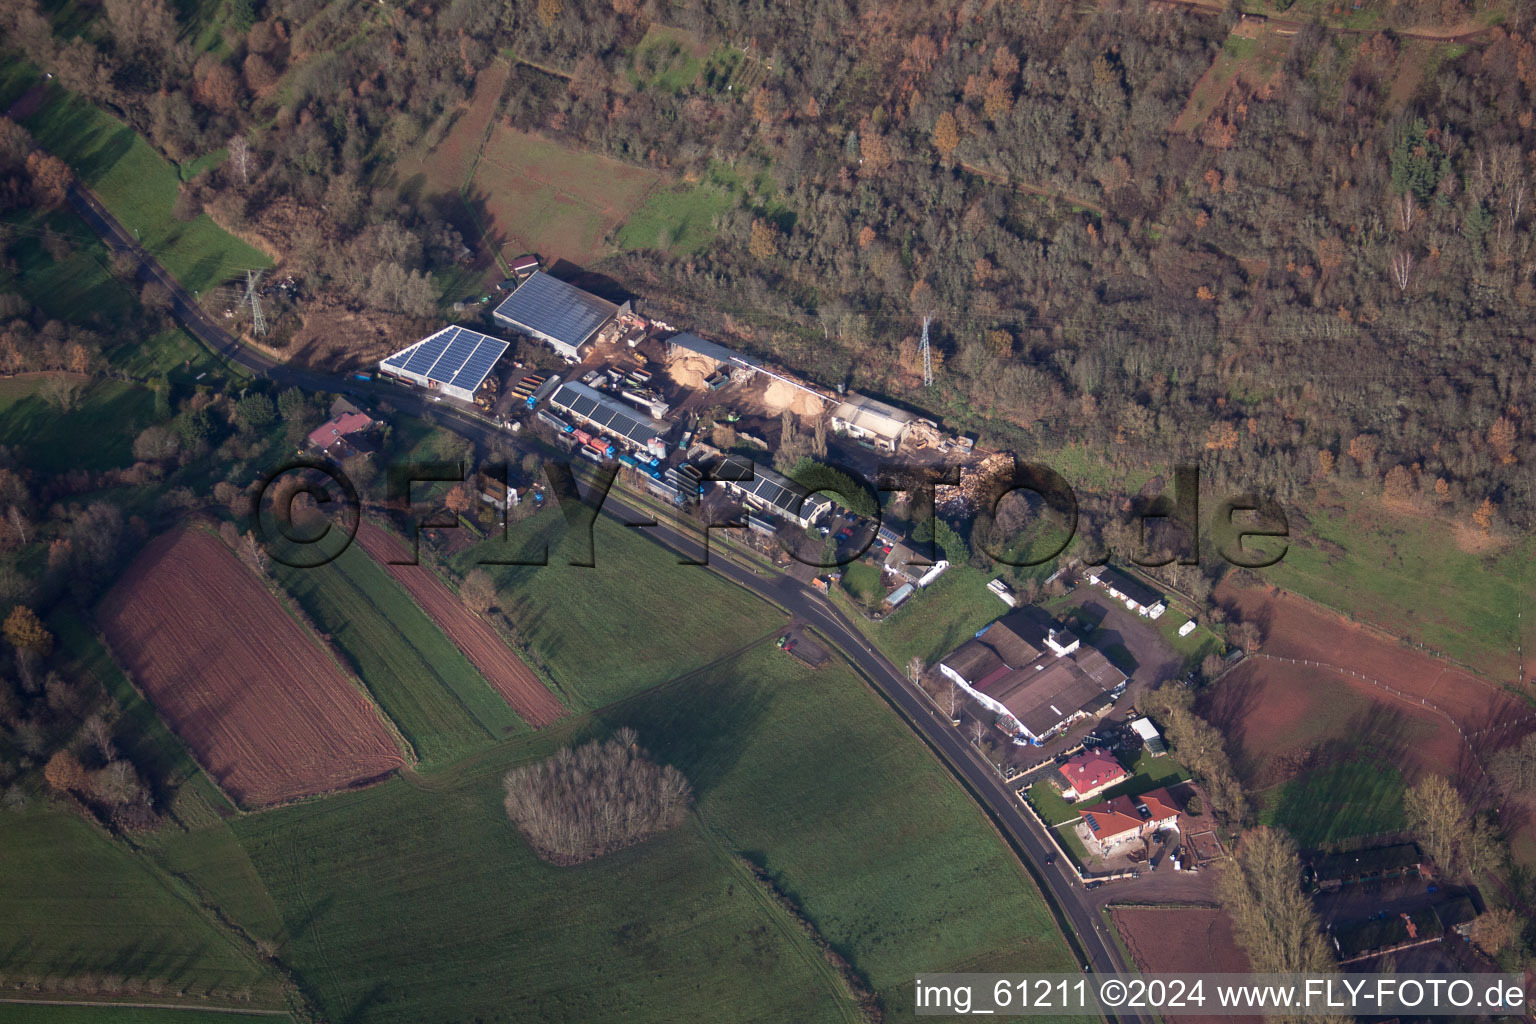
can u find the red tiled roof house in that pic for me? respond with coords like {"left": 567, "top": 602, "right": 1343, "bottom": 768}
{"left": 1057, "top": 747, "right": 1130, "bottom": 802}
{"left": 1078, "top": 787, "right": 1182, "bottom": 856}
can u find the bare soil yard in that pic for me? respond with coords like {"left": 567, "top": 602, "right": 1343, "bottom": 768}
{"left": 1217, "top": 582, "right": 1530, "bottom": 748}
{"left": 1110, "top": 905, "right": 1252, "bottom": 1024}
{"left": 356, "top": 523, "right": 566, "bottom": 726}
{"left": 98, "top": 528, "right": 404, "bottom": 807}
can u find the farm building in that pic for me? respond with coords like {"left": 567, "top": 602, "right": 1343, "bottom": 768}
{"left": 829, "top": 393, "right": 915, "bottom": 453}
{"left": 1079, "top": 787, "right": 1182, "bottom": 856}
{"left": 1128, "top": 717, "right": 1168, "bottom": 757}
{"left": 1085, "top": 565, "right": 1167, "bottom": 619}
{"left": 1307, "top": 843, "right": 1423, "bottom": 890}
{"left": 549, "top": 381, "right": 669, "bottom": 458}
{"left": 716, "top": 455, "right": 834, "bottom": 529}
{"left": 509, "top": 254, "right": 541, "bottom": 279}
{"left": 492, "top": 271, "right": 626, "bottom": 361}
{"left": 1057, "top": 748, "right": 1129, "bottom": 801}
{"left": 378, "top": 326, "right": 509, "bottom": 403}
{"left": 306, "top": 410, "right": 374, "bottom": 458}
{"left": 938, "top": 609, "right": 1126, "bottom": 745}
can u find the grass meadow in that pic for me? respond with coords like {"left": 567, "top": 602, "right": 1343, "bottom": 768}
{"left": 14, "top": 74, "right": 271, "bottom": 295}
{"left": 276, "top": 538, "right": 526, "bottom": 766}
{"left": 227, "top": 640, "right": 1074, "bottom": 1022}
{"left": 0, "top": 376, "right": 155, "bottom": 474}
{"left": 0, "top": 803, "right": 281, "bottom": 1004}
{"left": 1259, "top": 756, "right": 1407, "bottom": 848}
{"left": 455, "top": 510, "right": 786, "bottom": 709}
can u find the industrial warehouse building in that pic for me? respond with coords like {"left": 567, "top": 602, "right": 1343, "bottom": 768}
{"left": 549, "top": 380, "right": 669, "bottom": 458}
{"left": 666, "top": 332, "right": 763, "bottom": 377}
{"left": 829, "top": 393, "right": 915, "bottom": 453}
{"left": 492, "top": 271, "right": 626, "bottom": 361}
{"left": 716, "top": 455, "right": 834, "bottom": 529}
{"left": 1085, "top": 566, "right": 1168, "bottom": 619}
{"left": 377, "top": 326, "right": 509, "bottom": 403}
{"left": 938, "top": 609, "right": 1126, "bottom": 744}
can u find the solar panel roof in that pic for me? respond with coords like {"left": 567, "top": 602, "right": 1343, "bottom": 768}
{"left": 492, "top": 271, "right": 618, "bottom": 348}
{"left": 549, "top": 382, "right": 665, "bottom": 445}
{"left": 381, "top": 326, "right": 509, "bottom": 392}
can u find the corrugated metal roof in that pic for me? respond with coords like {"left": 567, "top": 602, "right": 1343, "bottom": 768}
{"left": 831, "top": 393, "right": 915, "bottom": 440}
{"left": 667, "top": 332, "right": 762, "bottom": 370}
{"left": 380, "top": 326, "right": 508, "bottom": 392}
{"left": 492, "top": 271, "right": 617, "bottom": 348}
{"left": 549, "top": 381, "right": 666, "bottom": 447}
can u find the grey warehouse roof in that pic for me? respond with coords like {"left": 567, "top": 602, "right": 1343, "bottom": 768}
{"left": 549, "top": 381, "right": 666, "bottom": 447}
{"left": 380, "top": 326, "right": 508, "bottom": 392}
{"left": 493, "top": 271, "right": 618, "bottom": 348}
{"left": 667, "top": 332, "right": 762, "bottom": 370}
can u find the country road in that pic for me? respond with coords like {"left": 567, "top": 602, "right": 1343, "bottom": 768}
{"left": 67, "top": 179, "right": 1149, "bottom": 1020}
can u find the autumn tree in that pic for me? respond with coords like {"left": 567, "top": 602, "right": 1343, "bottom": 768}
{"left": 44, "top": 750, "right": 88, "bottom": 793}
{"left": 1490, "top": 734, "right": 1536, "bottom": 794}
{"left": 25, "top": 152, "right": 70, "bottom": 208}
{"left": 461, "top": 568, "right": 496, "bottom": 615}
{"left": 4, "top": 605, "right": 52, "bottom": 655}
{"left": 932, "top": 112, "right": 959, "bottom": 162}
{"left": 1488, "top": 416, "right": 1518, "bottom": 465}
{"left": 1471, "top": 496, "right": 1496, "bottom": 533}
{"left": 1467, "top": 906, "right": 1519, "bottom": 957}
{"left": 748, "top": 219, "right": 778, "bottom": 261}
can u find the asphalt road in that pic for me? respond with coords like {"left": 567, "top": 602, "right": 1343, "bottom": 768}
{"left": 69, "top": 181, "right": 1147, "bottom": 1017}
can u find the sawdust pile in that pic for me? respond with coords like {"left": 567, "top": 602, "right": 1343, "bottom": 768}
{"left": 666, "top": 350, "right": 719, "bottom": 390}
{"left": 762, "top": 379, "right": 825, "bottom": 418}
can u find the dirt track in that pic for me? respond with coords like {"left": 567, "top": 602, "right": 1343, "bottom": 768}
{"left": 98, "top": 529, "right": 404, "bottom": 807}
{"left": 356, "top": 523, "right": 566, "bottom": 727}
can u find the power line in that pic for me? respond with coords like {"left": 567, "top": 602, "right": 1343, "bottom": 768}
{"left": 920, "top": 313, "right": 932, "bottom": 388}
{"left": 243, "top": 269, "right": 267, "bottom": 336}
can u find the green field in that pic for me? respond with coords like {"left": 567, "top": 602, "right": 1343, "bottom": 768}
{"left": 0, "top": 1009, "right": 289, "bottom": 1023}
{"left": 225, "top": 640, "right": 1073, "bottom": 1022}
{"left": 15, "top": 78, "right": 271, "bottom": 295}
{"left": 839, "top": 560, "right": 884, "bottom": 604}
{"left": 628, "top": 23, "right": 706, "bottom": 93}
{"left": 0, "top": 376, "right": 155, "bottom": 474}
{"left": 0, "top": 804, "right": 280, "bottom": 1005}
{"left": 836, "top": 562, "right": 1002, "bottom": 668}
{"left": 1, "top": 206, "right": 135, "bottom": 325}
{"left": 456, "top": 511, "right": 785, "bottom": 709}
{"left": 1264, "top": 498, "right": 1531, "bottom": 678}
{"left": 1259, "top": 756, "right": 1407, "bottom": 848}
{"left": 610, "top": 644, "right": 1078, "bottom": 1009}
{"left": 276, "top": 538, "right": 526, "bottom": 765}
{"left": 616, "top": 181, "right": 733, "bottom": 254}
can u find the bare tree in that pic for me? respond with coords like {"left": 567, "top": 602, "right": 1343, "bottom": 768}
{"left": 227, "top": 134, "right": 251, "bottom": 185}
{"left": 503, "top": 732, "right": 692, "bottom": 864}
{"left": 1389, "top": 249, "right": 1414, "bottom": 293}
{"left": 1394, "top": 191, "right": 1416, "bottom": 233}
{"left": 969, "top": 713, "right": 987, "bottom": 747}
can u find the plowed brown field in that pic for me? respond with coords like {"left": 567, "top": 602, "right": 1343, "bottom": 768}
{"left": 98, "top": 529, "right": 404, "bottom": 807}
{"left": 1110, "top": 906, "right": 1252, "bottom": 1024}
{"left": 356, "top": 523, "right": 566, "bottom": 726}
